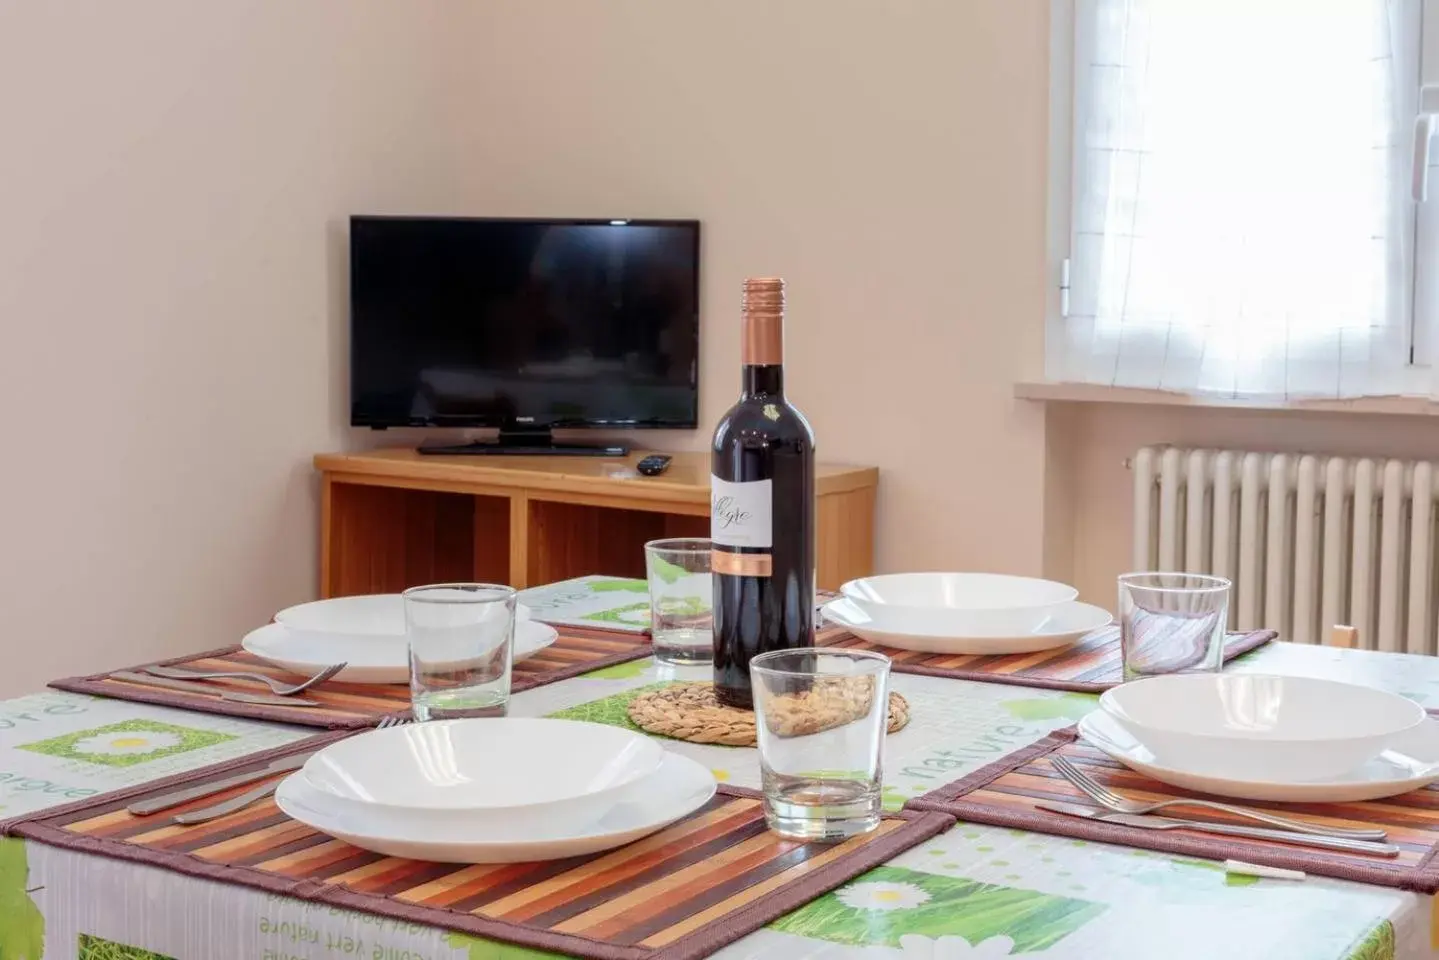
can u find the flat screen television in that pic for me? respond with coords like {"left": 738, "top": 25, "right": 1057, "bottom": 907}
{"left": 350, "top": 216, "right": 700, "bottom": 455}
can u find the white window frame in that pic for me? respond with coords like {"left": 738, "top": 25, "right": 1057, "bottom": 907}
{"left": 1047, "top": 0, "right": 1439, "bottom": 386}
{"left": 1044, "top": 0, "right": 1076, "bottom": 382}
{"left": 1416, "top": 1, "right": 1439, "bottom": 366}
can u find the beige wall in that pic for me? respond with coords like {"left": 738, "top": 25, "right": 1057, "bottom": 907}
{"left": 448, "top": 0, "right": 1059, "bottom": 581}
{"left": 0, "top": 2, "right": 470, "bottom": 695}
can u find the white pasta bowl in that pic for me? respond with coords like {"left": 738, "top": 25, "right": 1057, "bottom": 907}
{"left": 301, "top": 718, "right": 665, "bottom": 830}
{"left": 243, "top": 618, "right": 557, "bottom": 684}
{"left": 1100, "top": 674, "right": 1426, "bottom": 781}
{"left": 275, "top": 593, "right": 530, "bottom": 646}
{"left": 277, "top": 751, "right": 716, "bottom": 863}
{"left": 839, "top": 573, "right": 1078, "bottom": 636}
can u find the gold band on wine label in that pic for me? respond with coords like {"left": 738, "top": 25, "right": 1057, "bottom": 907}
{"left": 712, "top": 550, "right": 773, "bottom": 577}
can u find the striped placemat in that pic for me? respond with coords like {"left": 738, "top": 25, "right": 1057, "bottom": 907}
{"left": 4, "top": 736, "right": 954, "bottom": 960}
{"left": 49, "top": 625, "right": 652, "bottom": 729}
{"left": 907, "top": 726, "right": 1439, "bottom": 892}
{"left": 816, "top": 624, "right": 1275, "bottom": 693}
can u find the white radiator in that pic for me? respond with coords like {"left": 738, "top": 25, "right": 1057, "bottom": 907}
{"left": 1131, "top": 446, "right": 1439, "bottom": 654}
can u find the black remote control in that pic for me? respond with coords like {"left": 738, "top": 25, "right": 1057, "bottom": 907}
{"left": 636, "top": 454, "right": 673, "bottom": 477}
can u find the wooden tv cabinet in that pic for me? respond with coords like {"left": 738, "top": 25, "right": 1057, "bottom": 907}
{"left": 313, "top": 448, "right": 879, "bottom": 596}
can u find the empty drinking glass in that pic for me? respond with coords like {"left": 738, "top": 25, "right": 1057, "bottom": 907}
{"left": 404, "top": 583, "right": 517, "bottom": 720}
{"left": 750, "top": 648, "right": 891, "bottom": 841}
{"left": 1119, "top": 573, "right": 1231, "bottom": 680}
{"left": 644, "top": 538, "right": 713, "bottom": 665}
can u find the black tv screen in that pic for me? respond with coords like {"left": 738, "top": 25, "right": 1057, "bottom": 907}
{"left": 350, "top": 217, "right": 700, "bottom": 429}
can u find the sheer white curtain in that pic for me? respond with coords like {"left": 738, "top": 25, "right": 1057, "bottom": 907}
{"left": 1050, "top": 0, "right": 1420, "bottom": 398}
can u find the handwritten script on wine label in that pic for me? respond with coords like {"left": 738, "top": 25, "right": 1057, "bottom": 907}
{"left": 712, "top": 497, "right": 751, "bottom": 529}
{"left": 710, "top": 475, "right": 772, "bottom": 548}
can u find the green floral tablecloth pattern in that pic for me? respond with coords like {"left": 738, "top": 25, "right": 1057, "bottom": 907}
{"left": 18, "top": 719, "right": 236, "bottom": 769}
{"left": 1, "top": 838, "right": 43, "bottom": 960}
{"left": 0, "top": 691, "right": 305, "bottom": 819}
{"left": 768, "top": 864, "right": 1105, "bottom": 951}
{"left": 517, "top": 575, "right": 654, "bottom": 632}
{"left": 77, "top": 934, "right": 177, "bottom": 960}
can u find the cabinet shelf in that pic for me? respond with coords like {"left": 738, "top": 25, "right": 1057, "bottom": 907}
{"left": 314, "top": 448, "right": 878, "bottom": 596}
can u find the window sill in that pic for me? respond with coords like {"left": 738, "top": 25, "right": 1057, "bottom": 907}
{"left": 1014, "top": 381, "right": 1439, "bottom": 419}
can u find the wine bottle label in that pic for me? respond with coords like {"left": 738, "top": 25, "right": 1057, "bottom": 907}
{"left": 710, "top": 475, "right": 772, "bottom": 548}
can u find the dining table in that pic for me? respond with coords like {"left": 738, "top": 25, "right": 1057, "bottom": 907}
{"left": 1, "top": 610, "right": 1435, "bottom": 959}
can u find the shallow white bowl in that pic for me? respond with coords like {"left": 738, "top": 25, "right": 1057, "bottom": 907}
{"left": 1080, "top": 710, "right": 1439, "bottom": 803}
{"left": 275, "top": 593, "right": 531, "bottom": 645}
{"left": 301, "top": 718, "right": 665, "bottom": 822}
{"left": 276, "top": 751, "right": 716, "bottom": 863}
{"left": 1101, "top": 673, "right": 1427, "bottom": 781}
{"left": 823, "top": 597, "right": 1110, "bottom": 654}
{"left": 840, "top": 573, "right": 1078, "bottom": 634}
{"left": 241, "top": 618, "right": 557, "bottom": 684}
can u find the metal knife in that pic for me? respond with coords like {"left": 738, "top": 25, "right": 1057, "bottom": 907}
{"left": 127, "top": 751, "right": 315, "bottom": 816}
{"left": 172, "top": 779, "right": 284, "bottom": 825}
{"left": 111, "top": 671, "right": 319, "bottom": 708}
{"left": 1036, "top": 801, "right": 1401, "bottom": 857}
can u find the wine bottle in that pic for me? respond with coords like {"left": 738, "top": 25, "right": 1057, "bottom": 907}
{"left": 711, "top": 277, "right": 816, "bottom": 709}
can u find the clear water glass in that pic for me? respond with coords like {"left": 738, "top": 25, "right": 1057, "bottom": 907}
{"left": 644, "top": 538, "right": 713, "bottom": 665}
{"left": 404, "top": 583, "right": 516, "bottom": 720}
{"left": 1119, "top": 573, "right": 1231, "bottom": 681}
{"left": 750, "top": 648, "right": 891, "bottom": 841}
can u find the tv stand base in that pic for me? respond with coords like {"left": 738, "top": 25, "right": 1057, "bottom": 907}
{"left": 417, "top": 430, "right": 628, "bottom": 457}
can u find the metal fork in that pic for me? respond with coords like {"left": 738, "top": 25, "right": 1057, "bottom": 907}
{"left": 173, "top": 716, "right": 412, "bottom": 825}
{"left": 1051, "top": 755, "right": 1388, "bottom": 841}
{"left": 1038, "top": 800, "right": 1400, "bottom": 857}
{"left": 144, "top": 662, "right": 346, "bottom": 696}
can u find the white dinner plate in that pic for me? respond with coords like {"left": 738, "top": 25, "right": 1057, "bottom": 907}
{"left": 1079, "top": 709, "right": 1439, "bottom": 803}
{"left": 822, "top": 597, "right": 1111, "bottom": 655}
{"left": 302, "top": 718, "right": 664, "bottom": 816}
{"left": 240, "top": 618, "right": 558, "bottom": 684}
{"left": 275, "top": 594, "right": 531, "bottom": 644}
{"left": 275, "top": 751, "right": 717, "bottom": 863}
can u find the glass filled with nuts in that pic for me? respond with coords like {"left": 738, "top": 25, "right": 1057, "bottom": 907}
{"left": 749, "top": 648, "right": 892, "bottom": 840}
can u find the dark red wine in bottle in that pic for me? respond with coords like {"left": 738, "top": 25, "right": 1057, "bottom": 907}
{"left": 711, "top": 277, "right": 816, "bottom": 709}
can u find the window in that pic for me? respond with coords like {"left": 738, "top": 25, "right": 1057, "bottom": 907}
{"left": 1047, "top": 0, "right": 1439, "bottom": 399}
